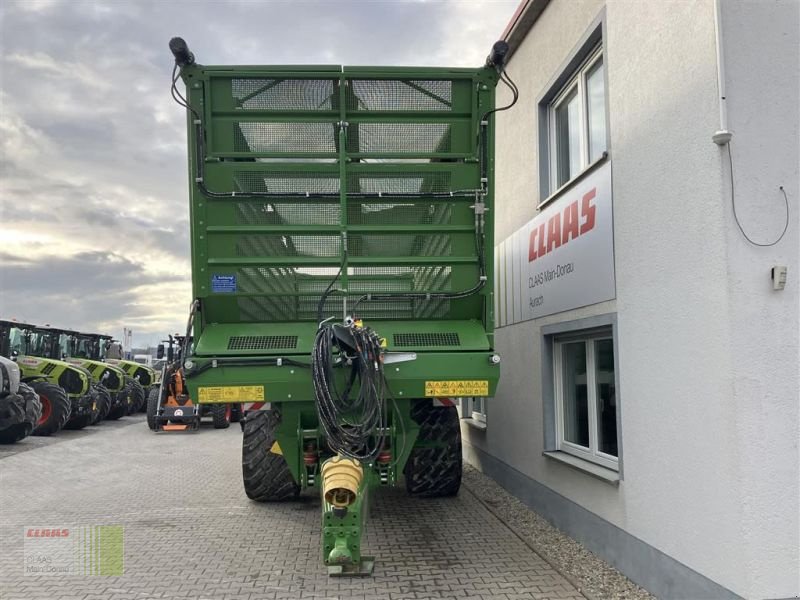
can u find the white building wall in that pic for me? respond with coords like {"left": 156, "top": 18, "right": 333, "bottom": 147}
{"left": 466, "top": 0, "right": 799, "bottom": 598}
{"left": 607, "top": 0, "right": 747, "bottom": 592}
{"left": 718, "top": 1, "right": 799, "bottom": 596}
{"left": 466, "top": 0, "right": 624, "bottom": 519}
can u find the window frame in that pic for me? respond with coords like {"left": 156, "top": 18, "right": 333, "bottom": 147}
{"left": 548, "top": 45, "right": 605, "bottom": 193}
{"left": 460, "top": 396, "right": 488, "bottom": 430}
{"left": 553, "top": 328, "right": 618, "bottom": 471}
{"left": 470, "top": 396, "right": 487, "bottom": 424}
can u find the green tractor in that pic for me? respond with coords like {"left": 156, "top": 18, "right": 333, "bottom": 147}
{"left": 93, "top": 334, "right": 159, "bottom": 414}
{"left": 169, "top": 37, "right": 509, "bottom": 573}
{"left": 31, "top": 326, "right": 130, "bottom": 422}
{"left": 0, "top": 320, "right": 91, "bottom": 433}
{"left": 65, "top": 332, "right": 149, "bottom": 416}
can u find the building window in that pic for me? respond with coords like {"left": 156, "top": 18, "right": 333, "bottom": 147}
{"left": 460, "top": 397, "right": 487, "bottom": 430}
{"left": 471, "top": 397, "right": 487, "bottom": 424}
{"left": 554, "top": 329, "right": 617, "bottom": 469}
{"left": 549, "top": 47, "right": 607, "bottom": 190}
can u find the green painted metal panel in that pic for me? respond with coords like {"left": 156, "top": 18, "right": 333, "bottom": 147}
{"left": 184, "top": 349, "right": 498, "bottom": 405}
{"left": 193, "top": 319, "right": 489, "bottom": 356}
{"left": 180, "top": 61, "right": 497, "bottom": 332}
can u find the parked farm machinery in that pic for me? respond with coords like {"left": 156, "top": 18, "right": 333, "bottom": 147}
{"left": 0, "top": 356, "right": 42, "bottom": 444}
{"left": 28, "top": 326, "right": 129, "bottom": 422}
{"left": 169, "top": 37, "right": 511, "bottom": 573}
{"left": 147, "top": 334, "right": 241, "bottom": 431}
{"left": 68, "top": 331, "right": 154, "bottom": 414}
{"left": 0, "top": 320, "right": 92, "bottom": 433}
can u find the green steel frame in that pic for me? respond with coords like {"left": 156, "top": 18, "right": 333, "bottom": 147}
{"left": 174, "top": 51, "right": 502, "bottom": 572}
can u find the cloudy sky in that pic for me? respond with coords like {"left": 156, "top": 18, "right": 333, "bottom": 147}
{"left": 0, "top": 0, "right": 518, "bottom": 347}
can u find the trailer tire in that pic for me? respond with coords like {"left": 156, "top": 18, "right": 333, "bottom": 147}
{"left": 31, "top": 382, "right": 71, "bottom": 436}
{"left": 91, "top": 384, "right": 111, "bottom": 425}
{"left": 404, "top": 402, "right": 462, "bottom": 497}
{"left": 211, "top": 404, "right": 231, "bottom": 429}
{"left": 242, "top": 410, "right": 299, "bottom": 501}
{"left": 146, "top": 387, "right": 160, "bottom": 431}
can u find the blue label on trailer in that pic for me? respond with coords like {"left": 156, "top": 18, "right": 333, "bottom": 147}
{"left": 211, "top": 275, "right": 237, "bottom": 293}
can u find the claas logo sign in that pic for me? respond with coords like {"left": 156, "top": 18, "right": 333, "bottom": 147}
{"left": 529, "top": 188, "right": 596, "bottom": 262}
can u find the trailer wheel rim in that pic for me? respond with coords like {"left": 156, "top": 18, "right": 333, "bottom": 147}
{"left": 225, "top": 404, "right": 231, "bottom": 422}
{"left": 38, "top": 394, "right": 52, "bottom": 426}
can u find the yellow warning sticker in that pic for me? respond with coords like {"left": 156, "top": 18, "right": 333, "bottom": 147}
{"left": 198, "top": 385, "right": 265, "bottom": 403}
{"left": 270, "top": 441, "right": 283, "bottom": 455}
{"left": 424, "top": 380, "right": 489, "bottom": 397}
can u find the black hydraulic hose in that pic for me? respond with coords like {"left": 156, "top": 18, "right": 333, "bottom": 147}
{"left": 316, "top": 251, "right": 346, "bottom": 326}
{"left": 312, "top": 323, "right": 387, "bottom": 462}
{"left": 180, "top": 299, "right": 199, "bottom": 367}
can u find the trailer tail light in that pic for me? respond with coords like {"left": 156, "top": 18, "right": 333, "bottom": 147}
{"left": 432, "top": 397, "right": 455, "bottom": 407}
{"left": 304, "top": 442, "right": 318, "bottom": 466}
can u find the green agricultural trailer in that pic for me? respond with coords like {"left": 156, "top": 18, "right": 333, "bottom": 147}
{"left": 169, "top": 37, "right": 513, "bottom": 574}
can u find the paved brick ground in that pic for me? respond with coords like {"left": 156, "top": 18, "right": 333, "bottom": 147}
{"left": 0, "top": 415, "right": 585, "bottom": 600}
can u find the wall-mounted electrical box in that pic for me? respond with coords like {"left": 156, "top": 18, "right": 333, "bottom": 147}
{"left": 772, "top": 266, "right": 787, "bottom": 290}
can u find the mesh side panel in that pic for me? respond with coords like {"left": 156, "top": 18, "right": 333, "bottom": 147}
{"left": 299, "top": 296, "right": 421, "bottom": 320}
{"left": 348, "top": 234, "right": 451, "bottom": 257}
{"left": 232, "top": 265, "right": 454, "bottom": 321}
{"left": 350, "top": 266, "right": 453, "bottom": 293}
{"left": 237, "top": 267, "right": 299, "bottom": 294}
{"left": 393, "top": 333, "right": 460, "bottom": 347}
{"left": 232, "top": 78, "right": 336, "bottom": 111}
{"left": 348, "top": 123, "right": 450, "bottom": 154}
{"left": 235, "top": 266, "right": 452, "bottom": 295}
{"left": 234, "top": 122, "right": 337, "bottom": 153}
{"left": 233, "top": 172, "right": 340, "bottom": 194}
{"left": 348, "top": 201, "right": 455, "bottom": 226}
{"left": 236, "top": 234, "right": 341, "bottom": 257}
{"left": 236, "top": 296, "right": 450, "bottom": 322}
{"left": 227, "top": 335, "right": 298, "bottom": 350}
{"left": 237, "top": 296, "right": 296, "bottom": 322}
{"left": 236, "top": 202, "right": 341, "bottom": 226}
{"left": 296, "top": 275, "right": 413, "bottom": 295}
{"left": 348, "top": 80, "right": 453, "bottom": 112}
{"left": 346, "top": 172, "right": 452, "bottom": 194}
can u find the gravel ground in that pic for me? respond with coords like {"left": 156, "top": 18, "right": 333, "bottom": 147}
{"left": 463, "top": 465, "right": 656, "bottom": 600}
